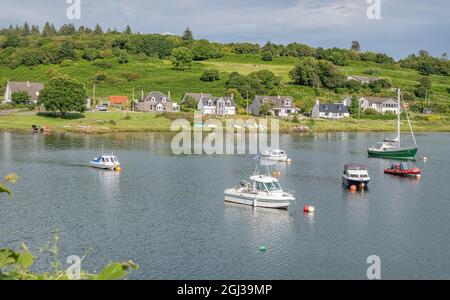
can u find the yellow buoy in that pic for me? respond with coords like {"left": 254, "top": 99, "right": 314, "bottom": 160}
{"left": 114, "top": 166, "right": 122, "bottom": 172}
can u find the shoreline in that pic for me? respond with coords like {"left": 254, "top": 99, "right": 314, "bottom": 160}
{"left": 1, "top": 111, "right": 449, "bottom": 135}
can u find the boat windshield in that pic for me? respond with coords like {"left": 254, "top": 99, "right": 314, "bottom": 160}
{"left": 255, "top": 182, "right": 267, "bottom": 191}
{"left": 265, "top": 181, "right": 282, "bottom": 192}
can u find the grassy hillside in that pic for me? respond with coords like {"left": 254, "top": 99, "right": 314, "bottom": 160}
{"left": 0, "top": 53, "right": 449, "bottom": 112}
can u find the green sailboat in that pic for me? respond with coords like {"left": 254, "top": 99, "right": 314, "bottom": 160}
{"left": 368, "top": 89, "right": 419, "bottom": 160}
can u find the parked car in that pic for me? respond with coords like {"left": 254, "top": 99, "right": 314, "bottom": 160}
{"left": 96, "top": 105, "right": 108, "bottom": 112}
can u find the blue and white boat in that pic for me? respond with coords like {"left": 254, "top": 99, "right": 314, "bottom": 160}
{"left": 342, "top": 163, "right": 371, "bottom": 189}
{"left": 90, "top": 154, "right": 121, "bottom": 171}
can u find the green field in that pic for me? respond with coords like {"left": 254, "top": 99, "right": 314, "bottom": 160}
{"left": 1, "top": 53, "right": 449, "bottom": 111}
{"left": 0, "top": 51, "right": 449, "bottom": 134}
{"left": 1, "top": 111, "right": 449, "bottom": 134}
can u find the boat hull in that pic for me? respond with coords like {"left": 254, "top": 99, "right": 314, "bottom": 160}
{"left": 368, "top": 146, "right": 418, "bottom": 160}
{"left": 90, "top": 162, "right": 118, "bottom": 170}
{"left": 261, "top": 155, "right": 288, "bottom": 162}
{"left": 384, "top": 168, "right": 421, "bottom": 177}
{"left": 224, "top": 190, "right": 294, "bottom": 209}
{"left": 342, "top": 177, "right": 370, "bottom": 189}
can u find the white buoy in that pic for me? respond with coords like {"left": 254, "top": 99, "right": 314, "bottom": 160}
{"left": 308, "top": 206, "right": 316, "bottom": 213}
{"left": 287, "top": 158, "right": 292, "bottom": 164}
{"left": 423, "top": 157, "right": 428, "bottom": 161}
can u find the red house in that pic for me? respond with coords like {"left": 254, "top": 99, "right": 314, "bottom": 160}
{"left": 108, "top": 96, "right": 128, "bottom": 107}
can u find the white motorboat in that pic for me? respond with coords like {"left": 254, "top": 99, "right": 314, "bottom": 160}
{"left": 90, "top": 154, "right": 122, "bottom": 171}
{"left": 261, "top": 149, "right": 288, "bottom": 162}
{"left": 225, "top": 174, "right": 295, "bottom": 209}
{"left": 342, "top": 163, "right": 371, "bottom": 189}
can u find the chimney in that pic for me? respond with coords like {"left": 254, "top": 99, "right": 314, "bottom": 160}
{"left": 316, "top": 99, "right": 320, "bottom": 106}
{"left": 27, "top": 81, "right": 30, "bottom": 87}
{"left": 141, "top": 90, "right": 144, "bottom": 100}
{"left": 231, "top": 93, "right": 234, "bottom": 100}
{"left": 168, "top": 91, "right": 171, "bottom": 100}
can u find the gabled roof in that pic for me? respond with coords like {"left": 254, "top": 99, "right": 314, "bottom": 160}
{"left": 108, "top": 96, "right": 128, "bottom": 105}
{"left": 182, "top": 93, "right": 213, "bottom": 102}
{"left": 8, "top": 81, "right": 44, "bottom": 101}
{"left": 348, "top": 75, "right": 379, "bottom": 82}
{"left": 142, "top": 91, "right": 172, "bottom": 102}
{"left": 254, "top": 95, "right": 296, "bottom": 109}
{"left": 360, "top": 96, "right": 397, "bottom": 103}
{"left": 318, "top": 103, "right": 349, "bottom": 114}
{"left": 201, "top": 96, "right": 236, "bottom": 107}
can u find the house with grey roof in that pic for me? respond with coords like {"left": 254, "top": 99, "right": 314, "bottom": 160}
{"left": 3, "top": 81, "right": 45, "bottom": 104}
{"left": 134, "top": 91, "right": 180, "bottom": 113}
{"left": 347, "top": 75, "right": 379, "bottom": 84}
{"left": 181, "top": 93, "right": 213, "bottom": 104}
{"left": 198, "top": 95, "right": 236, "bottom": 116}
{"left": 359, "top": 96, "right": 399, "bottom": 114}
{"left": 249, "top": 95, "right": 297, "bottom": 117}
{"left": 312, "top": 100, "right": 350, "bottom": 119}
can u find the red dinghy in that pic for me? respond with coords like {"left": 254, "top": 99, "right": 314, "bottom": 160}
{"left": 384, "top": 162, "right": 421, "bottom": 177}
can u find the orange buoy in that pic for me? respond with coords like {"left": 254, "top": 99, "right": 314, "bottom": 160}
{"left": 114, "top": 166, "right": 122, "bottom": 172}
{"left": 350, "top": 185, "right": 357, "bottom": 192}
{"left": 303, "top": 205, "right": 315, "bottom": 213}
{"left": 277, "top": 171, "right": 282, "bottom": 177}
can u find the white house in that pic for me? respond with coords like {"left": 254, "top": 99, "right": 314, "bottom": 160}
{"left": 311, "top": 100, "right": 350, "bottom": 119}
{"left": 359, "top": 96, "right": 399, "bottom": 114}
{"left": 198, "top": 95, "right": 236, "bottom": 116}
{"left": 249, "top": 95, "right": 298, "bottom": 117}
{"left": 3, "top": 81, "right": 44, "bottom": 104}
{"left": 347, "top": 75, "right": 378, "bottom": 84}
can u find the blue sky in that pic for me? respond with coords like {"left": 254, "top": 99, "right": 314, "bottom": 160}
{"left": 0, "top": 0, "right": 448, "bottom": 59}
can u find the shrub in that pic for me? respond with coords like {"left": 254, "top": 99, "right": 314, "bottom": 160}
{"left": 93, "top": 72, "right": 107, "bottom": 82}
{"left": 200, "top": 69, "right": 220, "bottom": 82}
{"left": 93, "top": 60, "right": 112, "bottom": 69}
{"left": 262, "top": 51, "right": 273, "bottom": 61}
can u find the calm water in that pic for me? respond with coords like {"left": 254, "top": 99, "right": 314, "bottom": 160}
{"left": 0, "top": 131, "right": 449, "bottom": 279}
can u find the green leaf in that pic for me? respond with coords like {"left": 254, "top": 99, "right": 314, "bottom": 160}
{"left": 17, "top": 250, "right": 34, "bottom": 270}
{"left": 0, "top": 248, "right": 19, "bottom": 269}
{"left": 0, "top": 183, "right": 12, "bottom": 196}
{"left": 4, "top": 173, "right": 19, "bottom": 184}
{"left": 96, "top": 262, "right": 127, "bottom": 280}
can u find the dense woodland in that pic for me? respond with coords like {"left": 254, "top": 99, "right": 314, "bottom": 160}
{"left": 0, "top": 22, "right": 449, "bottom": 114}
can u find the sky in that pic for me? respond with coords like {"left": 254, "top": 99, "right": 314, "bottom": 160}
{"left": 0, "top": 0, "right": 448, "bottom": 59}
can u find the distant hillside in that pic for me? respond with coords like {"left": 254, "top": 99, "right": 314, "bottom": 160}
{"left": 0, "top": 23, "right": 449, "bottom": 112}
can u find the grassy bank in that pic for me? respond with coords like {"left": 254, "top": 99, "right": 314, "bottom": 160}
{"left": 0, "top": 111, "right": 449, "bottom": 134}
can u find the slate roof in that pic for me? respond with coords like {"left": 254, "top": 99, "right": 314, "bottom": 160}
{"left": 201, "top": 96, "right": 236, "bottom": 107}
{"left": 253, "top": 95, "right": 296, "bottom": 109}
{"left": 8, "top": 81, "right": 44, "bottom": 101}
{"left": 142, "top": 91, "right": 172, "bottom": 102}
{"left": 318, "top": 103, "right": 349, "bottom": 114}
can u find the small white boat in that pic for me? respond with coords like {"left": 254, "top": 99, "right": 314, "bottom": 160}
{"left": 261, "top": 149, "right": 288, "bottom": 162}
{"left": 90, "top": 154, "right": 121, "bottom": 171}
{"left": 225, "top": 174, "right": 295, "bottom": 209}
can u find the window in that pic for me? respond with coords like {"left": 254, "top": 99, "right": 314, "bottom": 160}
{"left": 162, "top": 97, "right": 167, "bottom": 103}
{"left": 256, "top": 182, "right": 266, "bottom": 191}
{"left": 208, "top": 101, "right": 214, "bottom": 106}
{"left": 284, "top": 101, "right": 291, "bottom": 107}
{"left": 226, "top": 100, "right": 231, "bottom": 107}
{"left": 265, "top": 182, "right": 281, "bottom": 192}
{"left": 151, "top": 97, "right": 156, "bottom": 102}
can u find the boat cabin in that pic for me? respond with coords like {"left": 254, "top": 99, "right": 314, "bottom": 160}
{"left": 92, "top": 155, "right": 119, "bottom": 165}
{"left": 343, "top": 164, "right": 370, "bottom": 179}
{"left": 250, "top": 175, "right": 283, "bottom": 192}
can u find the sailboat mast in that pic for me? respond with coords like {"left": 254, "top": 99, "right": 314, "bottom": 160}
{"left": 397, "top": 88, "right": 401, "bottom": 147}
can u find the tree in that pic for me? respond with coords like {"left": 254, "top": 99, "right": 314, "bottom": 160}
{"left": 225, "top": 88, "right": 245, "bottom": 108}
{"left": 82, "top": 48, "right": 101, "bottom": 61}
{"left": 94, "top": 23, "right": 103, "bottom": 35}
{"left": 259, "top": 101, "right": 275, "bottom": 116}
{"left": 318, "top": 60, "right": 345, "bottom": 89}
{"left": 21, "top": 22, "right": 31, "bottom": 36}
{"left": 289, "top": 57, "right": 320, "bottom": 88}
{"left": 348, "top": 96, "right": 359, "bottom": 115}
{"left": 414, "top": 86, "right": 428, "bottom": 98}
{"left": 117, "top": 50, "right": 129, "bottom": 64}
{"left": 31, "top": 25, "right": 40, "bottom": 35}
{"left": 347, "top": 79, "right": 362, "bottom": 92}
{"left": 37, "top": 77, "right": 88, "bottom": 119}
{"left": 57, "top": 40, "right": 77, "bottom": 62}
{"left": 42, "top": 22, "right": 56, "bottom": 36}
{"left": 3, "top": 35, "right": 22, "bottom": 48}
{"left": 171, "top": 47, "right": 193, "bottom": 70}
{"left": 11, "top": 91, "right": 30, "bottom": 105}
{"left": 124, "top": 25, "right": 132, "bottom": 35}
{"left": 419, "top": 76, "right": 432, "bottom": 89}
{"left": 182, "top": 27, "right": 194, "bottom": 44}
{"left": 200, "top": 69, "right": 220, "bottom": 82}
{"left": 58, "top": 24, "right": 76, "bottom": 35}
{"left": 351, "top": 41, "right": 361, "bottom": 52}
{"left": 262, "top": 51, "right": 273, "bottom": 61}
